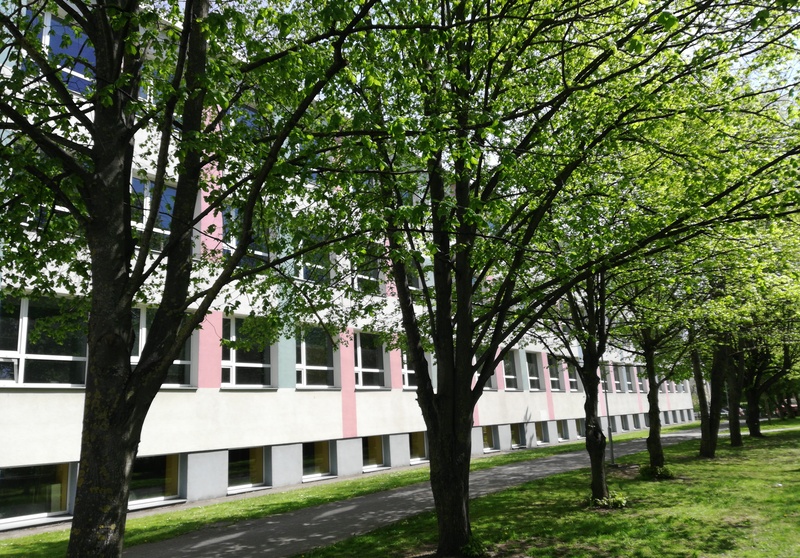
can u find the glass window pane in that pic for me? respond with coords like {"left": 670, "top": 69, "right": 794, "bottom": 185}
{"left": 129, "top": 455, "right": 179, "bottom": 501}
{"left": 235, "top": 367, "right": 268, "bottom": 385}
{"left": 0, "top": 297, "right": 21, "bottom": 351}
{"left": 358, "top": 334, "right": 383, "bottom": 370}
{"left": 26, "top": 299, "right": 86, "bottom": 357}
{"left": 305, "top": 328, "right": 333, "bottom": 368}
{"left": 0, "top": 464, "right": 68, "bottom": 519}
{"left": 302, "top": 442, "right": 330, "bottom": 476}
{"left": 23, "top": 360, "right": 85, "bottom": 384}
{"left": 306, "top": 368, "right": 333, "bottom": 386}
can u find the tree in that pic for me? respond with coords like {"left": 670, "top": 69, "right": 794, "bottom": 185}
{"left": 0, "top": 1, "right": 376, "bottom": 555}
{"left": 316, "top": 0, "right": 800, "bottom": 554}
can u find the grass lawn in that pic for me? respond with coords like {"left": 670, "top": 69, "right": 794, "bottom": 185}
{"left": 1, "top": 418, "right": 797, "bottom": 557}
{"left": 299, "top": 427, "right": 800, "bottom": 558}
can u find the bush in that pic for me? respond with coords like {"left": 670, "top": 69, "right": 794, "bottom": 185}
{"left": 639, "top": 465, "right": 675, "bottom": 480}
{"left": 588, "top": 491, "right": 628, "bottom": 509}
{"left": 460, "top": 537, "right": 488, "bottom": 558}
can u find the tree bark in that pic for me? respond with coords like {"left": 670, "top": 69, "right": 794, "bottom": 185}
{"left": 699, "top": 341, "right": 728, "bottom": 458}
{"left": 580, "top": 355, "right": 608, "bottom": 501}
{"left": 67, "top": 1, "right": 209, "bottom": 554}
{"left": 643, "top": 339, "right": 664, "bottom": 468}
{"left": 726, "top": 348, "right": 744, "bottom": 447}
{"left": 745, "top": 387, "right": 763, "bottom": 437}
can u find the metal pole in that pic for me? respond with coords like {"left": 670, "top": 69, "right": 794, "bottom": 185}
{"left": 603, "top": 370, "right": 616, "bottom": 466}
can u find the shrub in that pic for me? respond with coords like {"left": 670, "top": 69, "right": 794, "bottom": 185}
{"left": 639, "top": 465, "right": 675, "bottom": 480}
{"left": 460, "top": 537, "right": 488, "bottom": 558}
{"left": 588, "top": 491, "right": 628, "bottom": 509}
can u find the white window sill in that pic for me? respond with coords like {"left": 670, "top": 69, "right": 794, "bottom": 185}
{"left": 128, "top": 496, "right": 186, "bottom": 511}
{"left": 362, "top": 465, "right": 391, "bottom": 473}
{"left": 302, "top": 473, "right": 337, "bottom": 483}
{"left": 220, "top": 386, "right": 277, "bottom": 392}
{"left": 227, "top": 484, "right": 271, "bottom": 496}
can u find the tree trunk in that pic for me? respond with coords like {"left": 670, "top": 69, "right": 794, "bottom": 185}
{"left": 643, "top": 343, "right": 664, "bottom": 468}
{"left": 691, "top": 346, "right": 711, "bottom": 449}
{"left": 581, "top": 364, "right": 608, "bottom": 501}
{"left": 745, "top": 387, "right": 763, "bottom": 437}
{"left": 726, "top": 349, "right": 744, "bottom": 447}
{"left": 646, "top": 380, "right": 664, "bottom": 468}
{"left": 700, "top": 341, "right": 728, "bottom": 458}
{"left": 427, "top": 417, "right": 473, "bottom": 556}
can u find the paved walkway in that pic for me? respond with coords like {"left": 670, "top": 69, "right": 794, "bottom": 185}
{"left": 121, "top": 433, "right": 700, "bottom": 558}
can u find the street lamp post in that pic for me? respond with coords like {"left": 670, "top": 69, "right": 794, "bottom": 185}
{"left": 603, "top": 368, "right": 616, "bottom": 466}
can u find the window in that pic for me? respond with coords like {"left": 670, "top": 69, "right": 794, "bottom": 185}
{"left": 221, "top": 208, "right": 271, "bottom": 267}
{"left": 0, "top": 296, "right": 87, "bottom": 385}
{"left": 131, "top": 308, "right": 191, "bottom": 385}
{"left": 672, "top": 410, "right": 678, "bottom": 423}
{"left": 511, "top": 423, "right": 526, "bottom": 448}
{"left": 547, "top": 355, "right": 562, "bottom": 391}
{"left": 302, "top": 441, "right": 332, "bottom": 478}
{"left": 644, "top": 413, "right": 651, "bottom": 427}
{"left": 482, "top": 426, "right": 499, "bottom": 452}
{"left": 680, "top": 410, "right": 686, "bottom": 422}
{"left": 601, "top": 362, "right": 611, "bottom": 392}
{"left": 575, "top": 418, "right": 586, "bottom": 438}
{"left": 620, "top": 415, "right": 630, "bottom": 431}
{"left": 228, "top": 448, "right": 265, "bottom": 489}
{"left": 609, "top": 417, "right": 617, "bottom": 433}
{"left": 35, "top": 13, "right": 95, "bottom": 94}
{"left": 362, "top": 436, "right": 386, "bottom": 469}
{"left": 222, "top": 318, "right": 271, "bottom": 386}
{"left": 535, "top": 422, "right": 550, "bottom": 444}
{"left": 402, "top": 350, "right": 418, "bottom": 388}
{"left": 526, "top": 352, "right": 542, "bottom": 390}
{"left": 129, "top": 455, "right": 179, "bottom": 503}
{"left": 567, "top": 362, "right": 580, "bottom": 392}
{"left": 295, "top": 238, "right": 331, "bottom": 284}
{"left": 503, "top": 351, "right": 519, "bottom": 390}
{"left": 614, "top": 364, "right": 624, "bottom": 392}
{"left": 633, "top": 414, "right": 641, "bottom": 429}
{"left": 637, "top": 367, "right": 646, "bottom": 392}
{"left": 355, "top": 332, "right": 385, "bottom": 388}
{"left": 663, "top": 411, "right": 671, "bottom": 424}
{"left": 352, "top": 242, "right": 385, "bottom": 296}
{"left": 131, "top": 176, "right": 176, "bottom": 251}
{"left": 409, "top": 432, "right": 428, "bottom": 462}
{"left": 296, "top": 328, "right": 335, "bottom": 387}
{"left": 557, "top": 420, "right": 569, "bottom": 441}
{"left": 625, "top": 365, "right": 635, "bottom": 392}
{"left": 0, "top": 463, "right": 69, "bottom": 522}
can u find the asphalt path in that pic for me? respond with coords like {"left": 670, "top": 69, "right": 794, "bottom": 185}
{"left": 121, "top": 432, "right": 701, "bottom": 558}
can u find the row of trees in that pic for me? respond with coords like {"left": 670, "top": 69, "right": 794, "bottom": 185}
{"left": 1, "top": 0, "right": 799, "bottom": 556}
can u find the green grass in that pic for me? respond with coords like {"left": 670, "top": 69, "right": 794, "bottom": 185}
{"left": 299, "top": 429, "right": 800, "bottom": 558}
{"left": 1, "top": 419, "right": 797, "bottom": 557}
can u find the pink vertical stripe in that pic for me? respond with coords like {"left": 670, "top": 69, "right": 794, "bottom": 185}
{"left": 339, "top": 330, "right": 358, "bottom": 438}
{"left": 197, "top": 310, "right": 222, "bottom": 388}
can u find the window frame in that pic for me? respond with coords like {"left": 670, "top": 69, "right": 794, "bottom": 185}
{"left": 295, "top": 327, "right": 335, "bottom": 388}
{"left": 503, "top": 351, "right": 519, "bottom": 391}
{"left": 221, "top": 317, "right": 272, "bottom": 387}
{"left": 354, "top": 332, "right": 386, "bottom": 388}
{"left": 526, "top": 352, "right": 542, "bottom": 391}
{"left": 0, "top": 296, "right": 87, "bottom": 386}
{"left": 547, "top": 354, "right": 562, "bottom": 391}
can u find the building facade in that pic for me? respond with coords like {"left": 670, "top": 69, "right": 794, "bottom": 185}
{"left": 0, "top": 301, "right": 694, "bottom": 529}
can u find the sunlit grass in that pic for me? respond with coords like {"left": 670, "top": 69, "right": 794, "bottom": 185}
{"left": 299, "top": 429, "right": 800, "bottom": 558}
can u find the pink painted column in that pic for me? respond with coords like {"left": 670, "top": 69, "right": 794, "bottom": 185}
{"left": 196, "top": 310, "right": 223, "bottom": 388}
{"left": 632, "top": 367, "right": 645, "bottom": 413}
{"left": 389, "top": 348, "right": 403, "bottom": 389}
{"left": 194, "top": 165, "right": 225, "bottom": 389}
{"left": 339, "top": 330, "right": 358, "bottom": 438}
{"left": 543, "top": 354, "right": 556, "bottom": 420}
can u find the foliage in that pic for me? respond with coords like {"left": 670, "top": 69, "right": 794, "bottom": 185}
{"left": 587, "top": 490, "right": 629, "bottom": 509}
{"left": 639, "top": 465, "right": 676, "bottom": 480}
